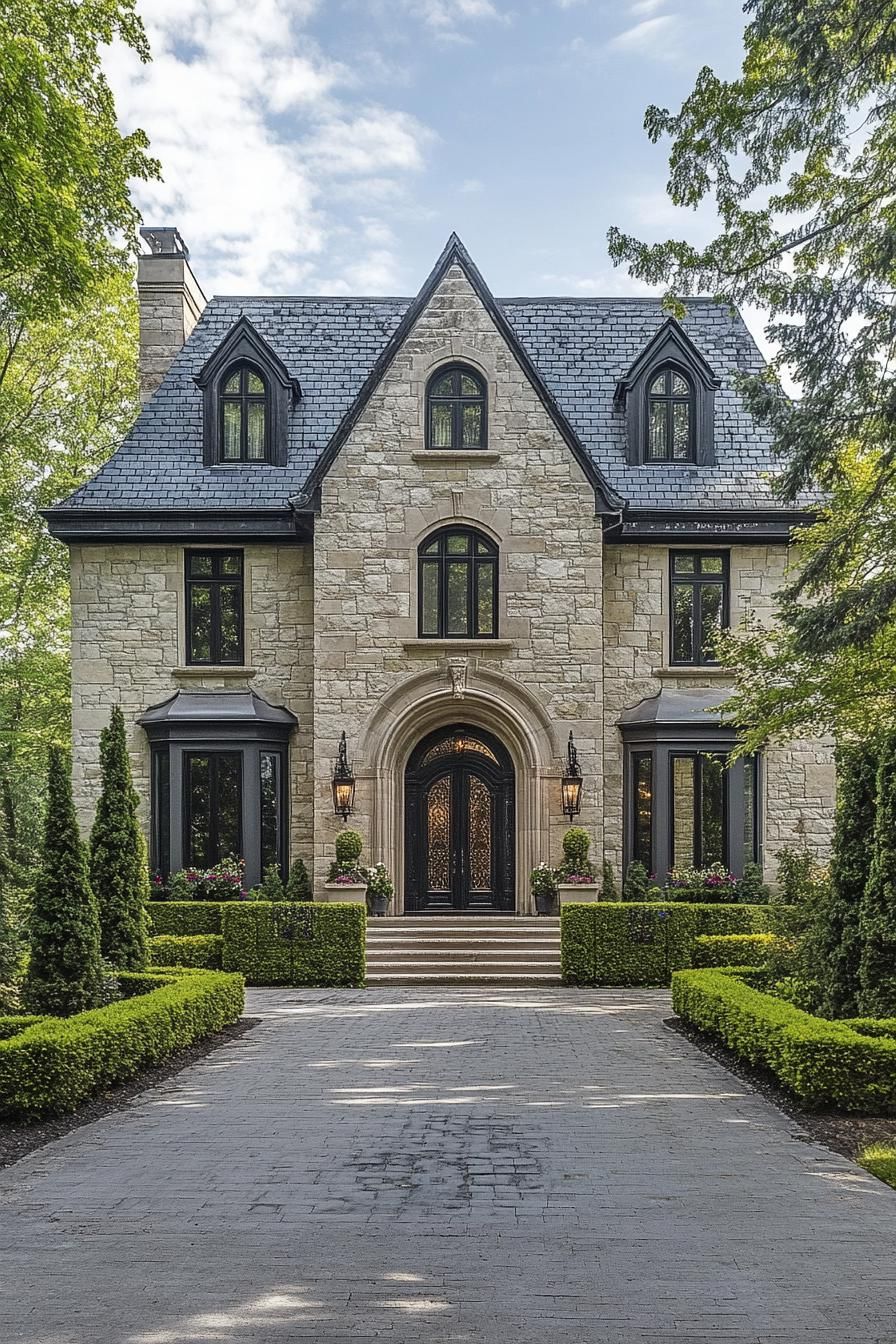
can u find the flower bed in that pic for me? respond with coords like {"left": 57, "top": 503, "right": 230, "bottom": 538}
{"left": 0, "top": 969, "right": 244, "bottom": 1119}
{"left": 672, "top": 967, "right": 896, "bottom": 1111}
{"left": 561, "top": 901, "right": 778, "bottom": 986}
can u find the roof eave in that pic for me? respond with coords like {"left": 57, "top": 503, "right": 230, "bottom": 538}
{"left": 42, "top": 506, "right": 314, "bottom": 544}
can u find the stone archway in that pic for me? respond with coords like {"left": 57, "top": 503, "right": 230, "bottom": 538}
{"left": 360, "top": 663, "right": 559, "bottom": 915}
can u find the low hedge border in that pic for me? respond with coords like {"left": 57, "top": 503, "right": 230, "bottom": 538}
{"left": 147, "top": 902, "right": 223, "bottom": 935}
{"left": 0, "top": 968, "right": 245, "bottom": 1118}
{"left": 149, "top": 934, "right": 223, "bottom": 969}
{"left": 0, "top": 1014, "right": 43, "bottom": 1040}
{"left": 694, "top": 933, "right": 779, "bottom": 968}
{"left": 561, "top": 902, "right": 780, "bottom": 986}
{"left": 222, "top": 901, "right": 365, "bottom": 987}
{"left": 671, "top": 967, "right": 896, "bottom": 1112}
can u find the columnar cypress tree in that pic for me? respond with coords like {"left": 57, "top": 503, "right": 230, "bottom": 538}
{"left": 0, "top": 803, "right": 19, "bottom": 985}
{"left": 23, "top": 747, "right": 104, "bottom": 1016}
{"left": 89, "top": 706, "right": 150, "bottom": 969}
{"left": 811, "top": 744, "right": 878, "bottom": 1018}
{"left": 858, "top": 735, "right": 896, "bottom": 1017}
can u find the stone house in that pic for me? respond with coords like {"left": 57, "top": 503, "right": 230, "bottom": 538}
{"left": 46, "top": 230, "right": 835, "bottom": 911}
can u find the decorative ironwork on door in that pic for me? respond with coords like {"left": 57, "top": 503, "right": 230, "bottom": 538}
{"left": 405, "top": 724, "right": 514, "bottom": 914}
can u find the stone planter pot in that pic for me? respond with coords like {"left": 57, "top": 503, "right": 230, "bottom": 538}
{"left": 321, "top": 882, "right": 368, "bottom": 904}
{"left": 533, "top": 889, "right": 558, "bottom": 916}
{"left": 369, "top": 893, "right": 391, "bottom": 917}
{"left": 557, "top": 883, "right": 601, "bottom": 905}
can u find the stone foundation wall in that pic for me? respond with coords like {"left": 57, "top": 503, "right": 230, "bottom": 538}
{"left": 69, "top": 542, "right": 314, "bottom": 863}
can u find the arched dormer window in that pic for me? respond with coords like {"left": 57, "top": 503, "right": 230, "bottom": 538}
{"left": 647, "top": 366, "right": 695, "bottom": 462}
{"left": 426, "top": 364, "right": 487, "bottom": 450}
{"left": 195, "top": 316, "right": 301, "bottom": 468}
{"left": 418, "top": 527, "right": 497, "bottom": 638}
{"left": 221, "top": 363, "right": 269, "bottom": 461}
{"left": 614, "top": 318, "right": 720, "bottom": 467}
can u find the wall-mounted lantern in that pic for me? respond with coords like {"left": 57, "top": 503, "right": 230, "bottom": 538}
{"left": 331, "top": 731, "right": 356, "bottom": 820}
{"left": 561, "top": 731, "right": 583, "bottom": 818}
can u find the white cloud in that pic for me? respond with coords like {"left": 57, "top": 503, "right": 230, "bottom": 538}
{"left": 607, "top": 14, "right": 678, "bottom": 53}
{"left": 400, "top": 0, "right": 506, "bottom": 42}
{"left": 106, "top": 0, "right": 434, "bottom": 293}
{"left": 460, "top": 178, "right": 484, "bottom": 193}
{"left": 629, "top": 0, "right": 668, "bottom": 14}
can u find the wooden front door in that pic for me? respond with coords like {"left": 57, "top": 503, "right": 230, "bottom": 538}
{"left": 405, "top": 725, "right": 515, "bottom": 913}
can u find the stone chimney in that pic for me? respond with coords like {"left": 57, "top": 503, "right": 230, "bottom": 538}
{"left": 137, "top": 227, "right": 206, "bottom": 403}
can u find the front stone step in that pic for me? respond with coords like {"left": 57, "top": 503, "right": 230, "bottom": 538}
{"left": 366, "top": 915, "right": 562, "bottom": 985}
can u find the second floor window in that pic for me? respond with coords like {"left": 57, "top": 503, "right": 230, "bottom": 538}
{"left": 426, "top": 365, "right": 486, "bottom": 450}
{"left": 647, "top": 366, "right": 695, "bottom": 462}
{"left": 670, "top": 550, "right": 728, "bottom": 665}
{"left": 221, "top": 364, "right": 268, "bottom": 462}
{"left": 419, "top": 528, "right": 497, "bottom": 638}
{"left": 186, "top": 550, "right": 244, "bottom": 665}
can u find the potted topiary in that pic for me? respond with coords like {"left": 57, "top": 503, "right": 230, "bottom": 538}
{"left": 323, "top": 829, "right": 368, "bottom": 903}
{"left": 364, "top": 863, "right": 394, "bottom": 917}
{"left": 530, "top": 861, "right": 559, "bottom": 916}
{"left": 557, "top": 827, "right": 600, "bottom": 904}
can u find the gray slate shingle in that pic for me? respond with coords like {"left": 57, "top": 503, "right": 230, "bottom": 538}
{"left": 58, "top": 295, "right": 783, "bottom": 514}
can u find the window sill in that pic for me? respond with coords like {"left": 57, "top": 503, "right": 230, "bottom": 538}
{"left": 657, "top": 665, "right": 734, "bottom": 679}
{"left": 173, "top": 665, "right": 257, "bottom": 678}
{"left": 410, "top": 450, "right": 501, "bottom": 464}
{"left": 402, "top": 639, "right": 514, "bottom": 654}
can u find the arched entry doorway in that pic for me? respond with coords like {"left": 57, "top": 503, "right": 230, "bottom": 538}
{"left": 404, "top": 724, "right": 515, "bottom": 913}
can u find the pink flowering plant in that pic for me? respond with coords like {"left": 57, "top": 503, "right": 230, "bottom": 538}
{"left": 161, "top": 856, "right": 246, "bottom": 901}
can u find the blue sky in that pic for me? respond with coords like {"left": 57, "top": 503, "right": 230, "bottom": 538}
{"left": 107, "top": 0, "right": 748, "bottom": 300}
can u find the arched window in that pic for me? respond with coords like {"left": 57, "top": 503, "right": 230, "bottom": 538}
{"left": 220, "top": 364, "right": 269, "bottom": 462}
{"left": 418, "top": 527, "right": 498, "bottom": 639}
{"left": 646, "top": 366, "right": 695, "bottom": 462}
{"left": 426, "top": 365, "right": 486, "bottom": 450}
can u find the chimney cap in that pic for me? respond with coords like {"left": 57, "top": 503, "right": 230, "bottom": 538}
{"left": 140, "top": 226, "right": 190, "bottom": 259}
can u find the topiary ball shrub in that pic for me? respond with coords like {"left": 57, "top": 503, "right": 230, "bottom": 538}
{"left": 335, "top": 830, "right": 363, "bottom": 866}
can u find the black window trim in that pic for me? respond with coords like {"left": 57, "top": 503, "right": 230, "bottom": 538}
{"left": 645, "top": 363, "right": 696, "bottom": 463}
{"left": 219, "top": 361, "right": 271, "bottom": 464}
{"left": 185, "top": 548, "right": 245, "bottom": 666}
{"left": 669, "top": 750, "right": 729, "bottom": 870}
{"left": 425, "top": 362, "right": 488, "bottom": 451}
{"left": 417, "top": 526, "right": 499, "bottom": 640}
{"left": 182, "top": 749, "right": 243, "bottom": 872}
{"left": 631, "top": 749, "right": 654, "bottom": 873}
{"left": 669, "top": 548, "right": 730, "bottom": 667}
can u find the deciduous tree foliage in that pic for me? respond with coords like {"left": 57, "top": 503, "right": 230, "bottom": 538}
{"left": 23, "top": 746, "right": 103, "bottom": 1016}
{"left": 609, "top": 0, "right": 896, "bottom": 740}
{"left": 89, "top": 706, "right": 150, "bottom": 969}
{"left": 0, "top": 0, "right": 157, "bottom": 320}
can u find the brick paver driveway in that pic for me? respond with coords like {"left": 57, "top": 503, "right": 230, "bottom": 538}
{"left": 2, "top": 987, "right": 896, "bottom": 1343}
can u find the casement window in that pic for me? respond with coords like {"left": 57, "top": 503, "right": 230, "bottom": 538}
{"left": 647, "top": 366, "right": 695, "bottom": 462}
{"left": 418, "top": 527, "right": 498, "bottom": 639}
{"left": 670, "top": 550, "right": 729, "bottom": 666}
{"left": 624, "top": 745, "right": 760, "bottom": 879}
{"left": 426, "top": 365, "right": 487, "bottom": 450}
{"left": 186, "top": 550, "right": 244, "bottom": 665}
{"left": 184, "top": 751, "right": 242, "bottom": 869}
{"left": 220, "top": 364, "right": 269, "bottom": 462}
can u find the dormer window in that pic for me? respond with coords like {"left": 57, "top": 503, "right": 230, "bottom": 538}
{"left": 614, "top": 318, "right": 720, "bottom": 467}
{"left": 647, "top": 367, "right": 694, "bottom": 462}
{"left": 426, "top": 365, "right": 486, "bottom": 450}
{"left": 222, "top": 364, "right": 269, "bottom": 462}
{"left": 195, "top": 316, "right": 300, "bottom": 468}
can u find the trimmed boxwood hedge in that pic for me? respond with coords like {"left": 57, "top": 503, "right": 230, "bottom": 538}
{"left": 672, "top": 967, "right": 896, "bottom": 1111}
{"left": 561, "top": 902, "right": 778, "bottom": 986}
{"left": 149, "top": 934, "right": 223, "bottom": 969}
{"left": 694, "top": 933, "right": 779, "bottom": 968}
{"left": 0, "top": 1015, "right": 42, "bottom": 1040}
{"left": 222, "top": 901, "right": 365, "bottom": 987}
{"left": 147, "top": 902, "right": 223, "bottom": 935}
{"left": 0, "top": 969, "right": 244, "bottom": 1118}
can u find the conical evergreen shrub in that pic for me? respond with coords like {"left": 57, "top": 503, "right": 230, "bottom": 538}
{"left": 286, "top": 858, "right": 312, "bottom": 901}
{"left": 89, "top": 706, "right": 151, "bottom": 969}
{"left": 23, "top": 747, "right": 104, "bottom": 1016}
{"left": 0, "top": 802, "right": 19, "bottom": 985}
{"left": 811, "top": 743, "right": 878, "bottom": 1018}
{"left": 859, "top": 734, "right": 896, "bottom": 1017}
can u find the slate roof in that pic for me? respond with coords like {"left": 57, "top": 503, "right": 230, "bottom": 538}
{"left": 54, "top": 279, "right": 785, "bottom": 517}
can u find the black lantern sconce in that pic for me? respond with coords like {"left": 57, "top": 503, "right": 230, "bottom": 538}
{"left": 331, "top": 731, "right": 356, "bottom": 820}
{"left": 561, "top": 731, "right": 583, "bottom": 818}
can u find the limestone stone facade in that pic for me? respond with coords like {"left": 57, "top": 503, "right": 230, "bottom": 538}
{"left": 59, "top": 234, "right": 836, "bottom": 909}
